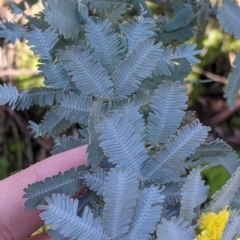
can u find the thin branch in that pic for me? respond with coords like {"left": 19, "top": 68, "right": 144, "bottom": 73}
{"left": 193, "top": 66, "right": 227, "bottom": 84}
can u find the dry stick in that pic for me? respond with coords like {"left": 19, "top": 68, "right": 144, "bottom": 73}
{"left": 193, "top": 66, "right": 227, "bottom": 84}
{"left": 207, "top": 99, "right": 240, "bottom": 126}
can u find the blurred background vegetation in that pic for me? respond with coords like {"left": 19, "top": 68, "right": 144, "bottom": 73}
{"left": 0, "top": 0, "right": 240, "bottom": 198}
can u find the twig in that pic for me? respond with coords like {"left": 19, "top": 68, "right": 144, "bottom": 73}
{"left": 193, "top": 66, "right": 227, "bottom": 84}
{"left": 207, "top": 98, "right": 240, "bottom": 126}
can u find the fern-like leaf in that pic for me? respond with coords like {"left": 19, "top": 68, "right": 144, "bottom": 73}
{"left": 154, "top": 43, "right": 200, "bottom": 77}
{"left": 122, "top": 185, "right": 165, "bottom": 240}
{"left": 87, "top": 98, "right": 105, "bottom": 169}
{"left": 224, "top": 52, "right": 240, "bottom": 109}
{"left": 147, "top": 81, "right": 188, "bottom": 145}
{"left": 117, "top": 102, "right": 146, "bottom": 142}
{"left": 162, "top": 182, "right": 182, "bottom": 207}
{"left": 96, "top": 111, "right": 149, "bottom": 178}
{"left": 221, "top": 210, "right": 240, "bottom": 240}
{"left": 0, "top": 21, "right": 26, "bottom": 44}
{"left": 38, "top": 194, "right": 108, "bottom": 240}
{"left": 85, "top": 18, "right": 125, "bottom": 74}
{"left": 102, "top": 167, "right": 139, "bottom": 238}
{"left": 23, "top": 165, "right": 85, "bottom": 210}
{"left": 57, "top": 46, "right": 113, "bottom": 97}
{"left": 105, "top": 3, "right": 127, "bottom": 25}
{"left": 207, "top": 167, "right": 240, "bottom": 213}
{"left": 217, "top": 0, "right": 240, "bottom": 39}
{"left": 113, "top": 39, "right": 163, "bottom": 100}
{"left": 189, "top": 138, "right": 232, "bottom": 161}
{"left": 84, "top": 168, "right": 107, "bottom": 195}
{"left": 14, "top": 87, "right": 63, "bottom": 110}
{"left": 51, "top": 135, "right": 87, "bottom": 155}
{"left": 43, "top": 0, "right": 82, "bottom": 40}
{"left": 26, "top": 26, "right": 58, "bottom": 61}
{"left": 180, "top": 166, "right": 209, "bottom": 223}
{"left": 120, "top": 10, "right": 156, "bottom": 55}
{"left": 201, "top": 151, "right": 240, "bottom": 176}
{"left": 31, "top": 110, "right": 72, "bottom": 137}
{"left": 0, "top": 83, "right": 18, "bottom": 107}
{"left": 53, "top": 94, "right": 92, "bottom": 125}
{"left": 142, "top": 119, "right": 211, "bottom": 183}
{"left": 156, "top": 217, "right": 194, "bottom": 240}
{"left": 38, "top": 61, "right": 71, "bottom": 89}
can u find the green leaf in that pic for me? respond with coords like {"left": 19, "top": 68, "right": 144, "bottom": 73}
{"left": 57, "top": 46, "right": 113, "bottom": 98}
{"left": 180, "top": 166, "right": 209, "bottom": 223}
{"left": 102, "top": 167, "right": 139, "bottom": 238}
{"left": 85, "top": 18, "right": 125, "bottom": 74}
{"left": 113, "top": 39, "right": 163, "bottom": 100}
{"left": 156, "top": 217, "right": 194, "bottom": 240}
{"left": 142, "top": 119, "right": 211, "bottom": 183}
{"left": 38, "top": 194, "right": 108, "bottom": 240}
{"left": 23, "top": 166, "right": 85, "bottom": 210}
{"left": 43, "top": 0, "right": 82, "bottom": 40}
{"left": 147, "top": 81, "right": 188, "bottom": 145}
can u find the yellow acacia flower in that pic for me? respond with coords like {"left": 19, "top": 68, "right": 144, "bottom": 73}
{"left": 197, "top": 207, "right": 231, "bottom": 240}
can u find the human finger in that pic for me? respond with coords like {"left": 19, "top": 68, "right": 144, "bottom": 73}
{"left": 0, "top": 145, "right": 87, "bottom": 240}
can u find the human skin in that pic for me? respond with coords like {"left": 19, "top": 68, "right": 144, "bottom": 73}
{"left": 0, "top": 145, "right": 87, "bottom": 240}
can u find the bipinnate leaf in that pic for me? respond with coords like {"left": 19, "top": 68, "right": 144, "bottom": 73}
{"left": 122, "top": 185, "right": 165, "bottom": 240}
{"left": 154, "top": 43, "right": 200, "bottom": 76}
{"left": 56, "top": 46, "right": 113, "bottom": 98}
{"left": 217, "top": 0, "right": 240, "bottom": 39}
{"left": 161, "top": 182, "right": 182, "bottom": 207}
{"left": 84, "top": 168, "right": 107, "bottom": 195}
{"left": 38, "top": 61, "right": 71, "bottom": 90}
{"left": 51, "top": 135, "right": 88, "bottom": 155}
{"left": 207, "top": 167, "right": 240, "bottom": 213}
{"left": 26, "top": 26, "right": 58, "bottom": 61}
{"left": 43, "top": 0, "right": 81, "bottom": 40}
{"left": 224, "top": 52, "right": 240, "bottom": 109}
{"left": 0, "top": 21, "right": 26, "bottom": 44}
{"left": 85, "top": 18, "right": 125, "bottom": 74}
{"left": 23, "top": 166, "right": 85, "bottom": 210}
{"left": 180, "top": 166, "right": 209, "bottom": 223}
{"left": 189, "top": 138, "right": 232, "bottom": 161}
{"left": 96, "top": 110, "right": 149, "bottom": 178}
{"left": 105, "top": 3, "right": 127, "bottom": 25}
{"left": 0, "top": 83, "right": 18, "bottom": 107}
{"left": 120, "top": 10, "right": 156, "bottom": 55}
{"left": 221, "top": 210, "right": 240, "bottom": 240}
{"left": 53, "top": 94, "right": 92, "bottom": 125}
{"left": 14, "top": 87, "right": 63, "bottom": 110}
{"left": 147, "top": 81, "right": 188, "bottom": 145}
{"left": 113, "top": 39, "right": 163, "bottom": 100}
{"left": 156, "top": 217, "right": 194, "bottom": 240}
{"left": 38, "top": 194, "right": 108, "bottom": 240}
{"left": 37, "top": 110, "right": 72, "bottom": 137}
{"left": 117, "top": 102, "right": 146, "bottom": 142}
{"left": 102, "top": 167, "right": 139, "bottom": 238}
{"left": 142, "top": 119, "right": 211, "bottom": 183}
